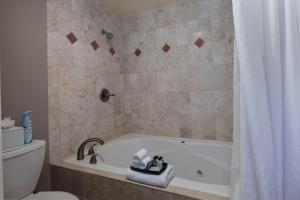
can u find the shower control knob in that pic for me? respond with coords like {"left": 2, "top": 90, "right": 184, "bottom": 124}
{"left": 99, "top": 88, "right": 115, "bottom": 102}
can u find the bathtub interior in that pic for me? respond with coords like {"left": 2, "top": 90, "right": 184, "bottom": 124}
{"left": 95, "top": 135, "right": 232, "bottom": 186}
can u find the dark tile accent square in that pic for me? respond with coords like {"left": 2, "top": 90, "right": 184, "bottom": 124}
{"left": 90, "top": 40, "right": 99, "bottom": 50}
{"left": 162, "top": 43, "right": 170, "bottom": 53}
{"left": 66, "top": 32, "right": 78, "bottom": 44}
{"left": 109, "top": 47, "right": 116, "bottom": 55}
{"left": 195, "top": 37, "right": 205, "bottom": 48}
{"left": 134, "top": 48, "right": 142, "bottom": 57}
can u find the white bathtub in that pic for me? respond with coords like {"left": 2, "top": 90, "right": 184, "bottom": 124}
{"left": 64, "top": 134, "right": 232, "bottom": 198}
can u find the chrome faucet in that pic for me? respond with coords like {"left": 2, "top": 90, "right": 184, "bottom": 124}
{"left": 77, "top": 138, "right": 104, "bottom": 160}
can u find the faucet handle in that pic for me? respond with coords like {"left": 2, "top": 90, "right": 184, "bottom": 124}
{"left": 88, "top": 143, "right": 97, "bottom": 155}
{"left": 90, "top": 154, "right": 97, "bottom": 164}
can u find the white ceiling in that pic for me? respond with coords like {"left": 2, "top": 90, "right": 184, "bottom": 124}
{"left": 101, "top": 0, "right": 176, "bottom": 15}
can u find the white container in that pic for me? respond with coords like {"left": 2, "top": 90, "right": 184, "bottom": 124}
{"left": 2, "top": 127, "right": 25, "bottom": 152}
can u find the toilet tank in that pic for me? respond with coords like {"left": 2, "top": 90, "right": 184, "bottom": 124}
{"left": 3, "top": 140, "right": 46, "bottom": 199}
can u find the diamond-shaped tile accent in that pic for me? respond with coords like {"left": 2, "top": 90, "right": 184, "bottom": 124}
{"left": 90, "top": 40, "right": 99, "bottom": 50}
{"left": 162, "top": 43, "right": 170, "bottom": 53}
{"left": 109, "top": 47, "right": 115, "bottom": 55}
{"left": 66, "top": 32, "right": 77, "bottom": 44}
{"left": 195, "top": 37, "right": 205, "bottom": 48}
{"left": 134, "top": 49, "right": 142, "bottom": 57}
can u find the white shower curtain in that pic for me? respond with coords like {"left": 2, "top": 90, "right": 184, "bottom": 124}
{"left": 231, "top": 0, "right": 300, "bottom": 199}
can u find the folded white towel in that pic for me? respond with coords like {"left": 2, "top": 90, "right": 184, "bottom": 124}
{"left": 127, "top": 165, "right": 175, "bottom": 188}
{"left": 139, "top": 156, "right": 152, "bottom": 169}
{"left": 131, "top": 155, "right": 152, "bottom": 169}
{"left": 132, "top": 149, "right": 147, "bottom": 164}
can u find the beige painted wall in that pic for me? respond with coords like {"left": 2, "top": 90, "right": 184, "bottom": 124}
{"left": 0, "top": 0, "right": 50, "bottom": 191}
{"left": 0, "top": 40, "right": 3, "bottom": 199}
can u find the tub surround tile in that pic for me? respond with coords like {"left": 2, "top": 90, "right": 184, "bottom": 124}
{"left": 48, "top": 0, "right": 123, "bottom": 162}
{"left": 48, "top": 0, "right": 234, "bottom": 163}
{"left": 48, "top": 65, "right": 60, "bottom": 96}
{"left": 162, "top": 43, "right": 171, "bottom": 52}
{"left": 195, "top": 37, "right": 205, "bottom": 48}
{"left": 51, "top": 162, "right": 229, "bottom": 200}
{"left": 191, "top": 114, "right": 216, "bottom": 140}
{"left": 134, "top": 48, "right": 142, "bottom": 57}
{"left": 67, "top": 32, "right": 78, "bottom": 44}
{"left": 119, "top": 0, "right": 233, "bottom": 141}
{"left": 48, "top": 32, "right": 73, "bottom": 66}
{"left": 49, "top": 128, "right": 60, "bottom": 163}
{"left": 180, "top": 126, "right": 192, "bottom": 139}
{"left": 90, "top": 40, "right": 99, "bottom": 50}
{"left": 216, "top": 115, "right": 233, "bottom": 142}
{"left": 48, "top": 95, "right": 60, "bottom": 129}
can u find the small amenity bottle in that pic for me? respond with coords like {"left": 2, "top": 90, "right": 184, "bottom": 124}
{"left": 22, "top": 111, "right": 32, "bottom": 144}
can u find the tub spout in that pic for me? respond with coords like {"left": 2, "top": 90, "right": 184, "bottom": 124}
{"left": 77, "top": 138, "right": 104, "bottom": 160}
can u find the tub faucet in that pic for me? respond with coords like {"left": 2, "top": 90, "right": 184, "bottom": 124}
{"left": 77, "top": 138, "right": 104, "bottom": 160}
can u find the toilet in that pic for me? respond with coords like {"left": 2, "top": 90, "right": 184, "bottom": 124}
{"left": 3, "top": 140, "right": 78, "bottom": 200}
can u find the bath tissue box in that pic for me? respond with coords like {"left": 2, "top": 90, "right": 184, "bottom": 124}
{"left": 2, "top": 127, "right": 25, "bottom": 152}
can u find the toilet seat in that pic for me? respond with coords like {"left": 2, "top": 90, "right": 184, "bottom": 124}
{"left": 23, "top": 191, "right": 78, "bottom": 200}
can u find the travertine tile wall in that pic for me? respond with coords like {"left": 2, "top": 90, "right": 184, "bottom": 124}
{"left": 47, "top": 0, "right": 124, "bottom": 162}
{"left": 47, "top": 0, "right": 233, "bottom": 163}
{"left": 120, "top": 0, "right": 234, "bottom": 141}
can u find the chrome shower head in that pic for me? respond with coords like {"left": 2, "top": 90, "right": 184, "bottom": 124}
{"left": 102, "top": 29, "right": 113, "bottom": 40}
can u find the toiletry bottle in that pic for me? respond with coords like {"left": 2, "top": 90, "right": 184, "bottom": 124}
{"left": 149, "top": 156, "right": 158, "bottom": 168}
{"left": 22, "top": 111, "right": 32, "bottom": 144}
{"left": 157, "top": 156, "right": 164, "bottom": 168}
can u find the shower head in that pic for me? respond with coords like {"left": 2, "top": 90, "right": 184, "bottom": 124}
{"left": 102, "top": 29, "right": 113, "bottom": 40}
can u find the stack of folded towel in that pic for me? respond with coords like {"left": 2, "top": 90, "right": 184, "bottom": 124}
{"left": 127, "top": 149, "right": 175, "bottom": 188}
{"left": 130, "top": 148, "right": 152, "bottom": 169}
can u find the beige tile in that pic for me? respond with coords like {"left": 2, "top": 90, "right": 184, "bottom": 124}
{"left": 190, "top": 90, "right": 232, "bottom": 115}
{"left": 58, "top": 66, "right": 86, "bottom": 96}
{"left": 49, "top": 95, "right": 60, "bottom": 129}
{"left": 187, "top": 43, "right": 213, "bottom": 68}
{"left": 48, "top": 0, "right": 234, "bottom": 161}
{"left": 191, "top": 113, "right": 216, "bottom": 140}
{"left": 84, "top": 68, "right": 97, "bottom": 95}
{"left": 216, "top": 115, "right": 233, "bottom": 142}
{"left": 166, "top": 68, "right": 190, "bottom": 92}
{"left": 189, "top": 65, "right": 233, "bottom": 91}
{"left": 49, "top": 128, "right": 60, "bottom": 163}
{"left": 55, "top": 6, "right": 73, "bottom": 34}
{"left": 166, "top": 92, "right": 191, "bottom": 115}
{"left": 48, "top": 65, "right": 59, "bottom": 96}
{"left": 212, "top": 39, "right": 227, "bottom": 65}
{"left": 211, "top": 14, "right": 226, "bottom": 40}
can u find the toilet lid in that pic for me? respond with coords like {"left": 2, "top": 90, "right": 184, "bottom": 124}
{"left": 24, "top": 191, "right": 78, "bottom": 200}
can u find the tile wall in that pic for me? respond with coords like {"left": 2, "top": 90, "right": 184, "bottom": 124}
{"left": 120, "top": 0, "right": 234, "bottom": 141}
{"left": 47, "top": 0, "right": 124, "bottom": 162}
{"left": 47, "top": 0, "right": 234, "bottom": 163}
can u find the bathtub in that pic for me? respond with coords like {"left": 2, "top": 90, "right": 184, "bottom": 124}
{"left": 64, "top": 134, "right": 232, "bottom": 198}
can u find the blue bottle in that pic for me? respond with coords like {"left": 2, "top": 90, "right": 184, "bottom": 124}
{"left": 22, "top": 111, "right": 32, "bottom": 144}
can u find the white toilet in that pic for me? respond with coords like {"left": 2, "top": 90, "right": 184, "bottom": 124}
{"left": 3, "top": 140, "right": 78, "bottom": 200}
